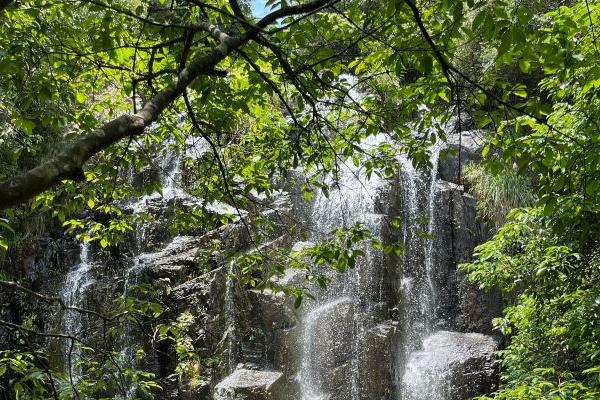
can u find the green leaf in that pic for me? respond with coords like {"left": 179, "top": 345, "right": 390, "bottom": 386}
{"left": 75, "top": 91, "right": 87, "bottom": 104}
{"left": 518, "top": 59, "right": 531, "bottom": 73}
{"left": 472, "top": 11, "right": 486, "bottom": 31}
{"left": 0, "top": 219, "right": 15, "bottom": 235}
{"left": 15, "top": 119, "right": 36, "bottom": 136}
{"left": 438, "top": 91, "right": 450, "bottom": 103}
{"left": 417, "top": 54, "right": 434, "bottom": 74}
{"left": 293, "top": 293, "right": 303, "bottom": 308}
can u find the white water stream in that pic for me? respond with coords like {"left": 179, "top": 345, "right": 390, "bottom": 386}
{"left": 296, "top": 129, "right": 447, "bottom": 400}
{"left": 61, "top": 242, "right": 93, "bottom": 378}
{"left": 297, "top": 134, "right": 387, "bottom": 400}
{"left": 223, "top": 259, "right": 238, "bottom": 373}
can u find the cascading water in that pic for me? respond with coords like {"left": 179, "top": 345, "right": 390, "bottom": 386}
{"left": 60, "top": 242, "right": 93, "bottom": 378}
{"left": 125, "top": 142, "right": 188, "bottom": 289}
{"left": 294, "top": 127, "right": 453, "bottom": 400}
{"left": 395, "top": 143, "right": 447, "bottom": 400}
{"left": 396, "top": 155, "right": 428, "bottom": 357}
{"left": 398, "top": 134, "right": 464, "bottom": 400}
{"left": 423, "top": 142, "right": 443, "bottom": 330}
{"left": 299, "top": 296, "right": 354, "bottom": 400}
{"left": 49, "top": 88, "right": 496, "bottom": 399}
{"left": 297, "top": 135, "right": 387, "bottom": 400}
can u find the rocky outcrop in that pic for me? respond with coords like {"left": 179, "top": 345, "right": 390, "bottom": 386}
{"left": 401, "top": 331, "right": 499, "bottom": 400}
{"left": 142, "top": 235, "right": 204, "bottom": 281}
{"left": 2, "top": 127, "right": 503, "bottom": 400}
{"left": 214, "top": 369, "right": 284, "bottom": 400}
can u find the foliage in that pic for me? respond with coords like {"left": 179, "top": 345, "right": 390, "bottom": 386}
{"left": 463, "top": 163, "right": 534, "bottom": 229}
{"left": 232, "top": 222, "right": 391, "bottom": 307}
{"left": 0, "top": 281, "right": 210, "bottom": 399}
{"left": 459, "top": 0, "right": 600, "bottom": 397}
{"left": 464, "top": 210, "right": 600, "bottom": 399}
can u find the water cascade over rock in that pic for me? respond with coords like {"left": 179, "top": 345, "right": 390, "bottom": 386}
{"left": 215, "top": 127, "right": 501, "bottom": 400}
{"left": 60, "top": 242, "right": 93, "bottom": 377}
{"left": 47, "top": 119, "right": 500, "bottom": 399}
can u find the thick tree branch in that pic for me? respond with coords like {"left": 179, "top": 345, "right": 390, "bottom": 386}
{"left": 0, "top": 0, "right": 336, "bottom": 209}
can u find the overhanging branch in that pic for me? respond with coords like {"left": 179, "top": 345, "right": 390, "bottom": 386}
{"left": 0, "top": 0, "right": 337, "bottom": 210}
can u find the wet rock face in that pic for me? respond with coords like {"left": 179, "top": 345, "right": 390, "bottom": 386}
{"left": 214, "top": 369, "right": 284, "bottom": 400}
{"left": 433, "top": 181, "right": 502, "bottom": 334}
{"left": 361, "top": 321, "right": 397, "bottom": 400}
{"left": 223, "top": 137, "right": 502, "bottom": 400}
{"left": 17, "top": 128, "right": 503, "bottom": 400}
{"left": 142, "top": 235, "right": 203, "bottom": 281}
{"left": 300, "top": 297, "right": 356, "bottom": 398}
{"left": 438, "top": 130, "right": 486, "bottom": 184}
{"left": 401, "top": 331, "right": 499, "bottom": 400}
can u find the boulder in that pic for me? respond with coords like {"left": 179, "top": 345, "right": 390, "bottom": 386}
{"left": 401, "top": 331, "right": 499, "bottom": 400}
{"left": 214, "top": 369, "right": 284, "bottom": 400}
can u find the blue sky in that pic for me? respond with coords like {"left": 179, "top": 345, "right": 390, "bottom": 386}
{"left": 249, "top": 0, "right": 269, "bottom": 18}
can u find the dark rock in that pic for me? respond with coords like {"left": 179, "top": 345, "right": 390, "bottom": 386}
{"left": 360, "top": 321, "right": 397, "bottom": 400}
{"left": 142, "top": 236, "right": 202, "bottom": 281}
{"left": 433, "top": 181, "right": 502, "bottom": 334}
{"left": 456, "top": 270, "right": 503, "bottom": 335}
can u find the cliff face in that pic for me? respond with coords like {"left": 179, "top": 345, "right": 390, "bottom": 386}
{"left": 1, "top": 126, "right": 502, "bottom": 400}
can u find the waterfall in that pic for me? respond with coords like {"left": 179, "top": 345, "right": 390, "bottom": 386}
{"left": 398, "top": 137, "right": 461, "bottom": 400}
{"left": 294, "top": 131, "right": 452, "bottom": 400}
{"left": 60, "top": 242, "right": 93, "bottom": 378}
{"left": 396, "top": 156, "right": 427, "bottom": 357}
{"left": 395, "top": 144, "right": 446, "bottom": 400}
{"left": 159, "top": 145, "right": 184, "bottom": 200}
{"left": 423, "top": 142, "right": 442, "bottom": 331}
{"left": 126, "top": 145, "right": 183, "bottom": 282}
{"left": 297, "top": 134, "right": 386, "bottom": 400}
{"left": 401, "top": 351, "right": 446, "bottom": 399}
{"left": 299, "top": 296, "right": 354, "bottom": 400}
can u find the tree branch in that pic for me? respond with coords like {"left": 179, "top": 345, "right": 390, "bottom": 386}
{"left": 402, "top": 0, "right": 454, "bottom": 89}
{"left": 0, "top": 0, "right": 336, "bottom": 209}
{"left": 0, "top": 280, "right": 115, "bottom": 320}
